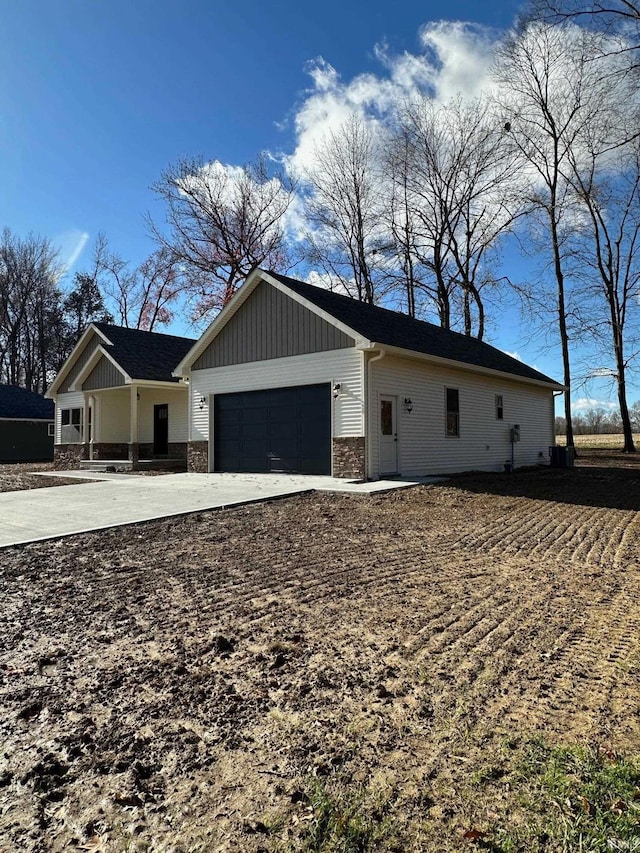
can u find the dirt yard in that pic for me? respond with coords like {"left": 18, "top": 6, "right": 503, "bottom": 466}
{"left": 1, "top": 455, "right": 640, "bottom": 852}
{"left": 0, "top": 464, "right": 83, "bottom": 493}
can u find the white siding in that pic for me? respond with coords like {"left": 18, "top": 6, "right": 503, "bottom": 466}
{"left": 138, "top": 387, "right": 189, "bottom": 443}
{"left": 190, "top": 348, "right": 364, "bottom": 442}
{"left": 96, "top": 388, "right": 130, "bottom": 443}
{"left": 369, "top": 354, "right": 555, "bottom": 477}
{"left": 54, "top": 391, "right": 85, "bottom": 444}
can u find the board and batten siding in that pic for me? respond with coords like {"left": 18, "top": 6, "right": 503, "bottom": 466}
{"left": 82, "top": 355, "right": 126, "bottom": 391}
{"left": 369, "top": 354, "right": 554, "bottom": 477}
{"left": 190, "top": 349, "right": 364, "bottom": 443}
{"left": 54, "top": 391, "right": 85, "bottom": 443}
{"left": 59, "top": 332, "right": 100, "bottom": 392}
{"left": 193, "top": 281, "right": 354, "bottom": 370}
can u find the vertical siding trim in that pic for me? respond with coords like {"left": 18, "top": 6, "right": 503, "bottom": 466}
{"left": 193, "top": 281, "right": 355, "bottom": 369}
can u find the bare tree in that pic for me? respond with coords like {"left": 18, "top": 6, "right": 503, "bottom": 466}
{"left": 151, "top": 155, "right": 294, "bottom": 321}
{"left": 301, "top": 115, "right": 389, "bottom": 304}
{"left": 89, "top": 235, "right": 185, "bottom": 331}
{"left": 567, "top": 130, "right": 640, "bottom": 451}
{"left": 537, "top": 0, "right": 640, "bottom": 61}
{"left": 0, "top": 228, "right": 63, "bottom": 392}
{"left": 494, "top": 23, "right": 625, "bottom": 449}
{"left": 390, "top": 97, "right": 522, "bottom": 338}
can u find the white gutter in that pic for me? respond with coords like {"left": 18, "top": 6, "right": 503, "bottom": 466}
{"left": 365, "top": 348, "right": 386, "bottom": 480}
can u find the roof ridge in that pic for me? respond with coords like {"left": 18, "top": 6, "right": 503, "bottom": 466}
{"left": 93, "top": 321, "right": 197, "bottom": 343}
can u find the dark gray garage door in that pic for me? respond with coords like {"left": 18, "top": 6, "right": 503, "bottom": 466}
{"left": 213, "top": 383, "right": 331, "bottom": 474}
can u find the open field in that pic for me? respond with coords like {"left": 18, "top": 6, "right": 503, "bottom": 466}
{"left": 556, "top": 432, "right": 640, "bottom": 449}
{"left": 2, "top": 455, "right": 640, "bottom": 851}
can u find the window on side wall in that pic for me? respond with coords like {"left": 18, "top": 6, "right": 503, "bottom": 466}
{"left": 495, "top": 394, "right": 504, "bottom": 420}
{"left": 446, "top": 388, "right": 459, "bottom": 437}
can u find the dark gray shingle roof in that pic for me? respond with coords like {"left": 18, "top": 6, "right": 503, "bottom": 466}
{"left": 93, "top": 323, "right": 197, "bottom": 383}
{"left": 0, "top": 385, "right": 54, "bottom": 420}
{"left": 268, "top": 272, "right": 560, "bottom": 386}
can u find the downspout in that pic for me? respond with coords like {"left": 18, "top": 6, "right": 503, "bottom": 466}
{"left": 366, "top": 348, "right": 386, "bottom": 480}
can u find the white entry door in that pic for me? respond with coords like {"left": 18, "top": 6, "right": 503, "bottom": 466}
{"left": 379, "top": 395, "right": 398, "bottom": 475}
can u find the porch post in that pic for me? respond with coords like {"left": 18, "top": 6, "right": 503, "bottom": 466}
{"left": 88, "top": 394, "right": 96, "bottom": 460}
{"left": 83, "top": 392, "right": 93, "bottom": 460}
{"left": 129, "top": 385, "right": 139, "bottom": 466}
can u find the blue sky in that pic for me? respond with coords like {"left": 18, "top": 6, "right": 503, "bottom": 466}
{"left": 1, "top": 0, "right": 631, "bottom": 411}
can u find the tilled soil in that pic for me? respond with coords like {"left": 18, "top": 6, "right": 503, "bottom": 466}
{"left": 1, "top": 459, "right": 640, "bottom": 851}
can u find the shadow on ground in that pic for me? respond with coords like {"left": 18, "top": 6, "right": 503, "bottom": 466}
{"left": 436, "top": 451, "right": 640, "bottom": 511}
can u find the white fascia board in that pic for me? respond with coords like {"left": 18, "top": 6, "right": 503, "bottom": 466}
{"left": 361, "top": 342, "right": 565, "bottom": 391}
{"left": 69, "top": 345, "right": 130, "bottom": 391}
{"left": 0, "top": 417, "right": 54, "bottom": 422}
{"left": 46, "top": 324, "right": 113, "bottom": 397}
{"left": 262, "top": 271, "right": 372, "bottom": 348}
{"left": 132, "top": 379, "right": 188, "bottom": 389}
{"left": 173, "top": 269, "right": 266, "bottom": 375}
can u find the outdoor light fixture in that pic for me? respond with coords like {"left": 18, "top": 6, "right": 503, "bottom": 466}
{"left": 333, "top": 382, "right": 341, "bottom": 399}
{"left": 199, "top": 395, "right": 207, "bottom": 410}
{"left": 404, "top": 397, "right": 413, "bottom": 413}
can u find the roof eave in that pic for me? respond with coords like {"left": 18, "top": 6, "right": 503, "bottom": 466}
{"left": 360, "top": 342, "right": 565, "bottom": 390}
{"left": 46, "top": 324, "right": 113, "bottom": 397}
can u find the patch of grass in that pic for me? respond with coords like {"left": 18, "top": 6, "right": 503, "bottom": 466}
{"left": 299, "top": 777, "right": 395, "bottom": 852}
{"left": 476, "top": 740, "right": 640, "bottom": 852}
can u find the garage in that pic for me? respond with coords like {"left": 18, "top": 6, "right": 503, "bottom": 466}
{"left": 213, "top": 383, "right": 331, "bottom": 474}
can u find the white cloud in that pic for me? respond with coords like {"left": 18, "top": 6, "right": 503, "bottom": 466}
{"left": 56, "top": 229, "right": 90, "bottom": 274}
{"left": 572, "top": 397, "right": 617, "bottom": 411}
{"left": 417, "top": 21, "right": 497, "bottom": 101}
{"left": 287, "top": 21, "right": 499, "bottom": 179}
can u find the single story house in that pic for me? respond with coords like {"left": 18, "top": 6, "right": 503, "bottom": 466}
{"left": 46, "top": 323, "right": 196, "bottom": 468}
{"left": 176, "top": 270, "right": 563, "bottom": 478}
{"left": 0, "top": 385, "right": 55, "bottom": 463}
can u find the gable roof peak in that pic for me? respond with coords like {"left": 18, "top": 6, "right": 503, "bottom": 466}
{"left": 266, "top": 271, "right": 561, "bottom": 388}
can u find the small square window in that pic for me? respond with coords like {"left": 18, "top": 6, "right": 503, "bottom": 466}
{"left": 47, "top": 423, "right": 54, "bottom": 437}
{"left": 446, "top": 388, "right": 459, "bottom": 437}
{"left": 495, "top": 395, "right": 504, "bottom": 420}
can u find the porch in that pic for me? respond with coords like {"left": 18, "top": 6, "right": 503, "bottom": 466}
{"left": 55, "top": 382, "right": 188, "bottom": 471}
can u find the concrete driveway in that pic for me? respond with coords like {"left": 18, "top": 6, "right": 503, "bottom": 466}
{"left": 0, "top": 471, "right": 425, "bottom": 548}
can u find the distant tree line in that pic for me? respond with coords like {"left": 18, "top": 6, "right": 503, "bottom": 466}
{"left": 556, "top": 402, "right": 640, "bottom": 434}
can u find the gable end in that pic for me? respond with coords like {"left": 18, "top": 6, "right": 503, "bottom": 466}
{"left": 60, "top": 331, "right": 100, "bottom": 392}
{"left": 82, "top": 355, "right": 126, "bottom": 391}
{"left": 193, "top": 280, "right": 355, "bottom": 370}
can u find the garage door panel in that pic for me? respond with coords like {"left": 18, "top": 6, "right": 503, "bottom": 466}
{"left": 242, "top": 422, "right": 271, "bottom": 441}
{"left": 214, "top": 383, "right": 331, "bottom": 474}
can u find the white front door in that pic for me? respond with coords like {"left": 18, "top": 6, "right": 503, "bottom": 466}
{"left": 379, "top": 395, "right": 398, "bottom": 475}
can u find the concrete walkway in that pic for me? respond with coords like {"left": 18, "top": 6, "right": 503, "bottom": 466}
{"left": 0, "top": 471, "right": 431, "bottom": 548}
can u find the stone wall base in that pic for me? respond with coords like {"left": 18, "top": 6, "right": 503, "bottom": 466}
{"left": 332, "top": 436, "right": 366, "bottom": 479}
{"left": 91, "top": 443, "right": 129, "bottom": 460}
{"left": 54, "top": 444, "right": 89, "bottom": 469}
{"left": 188, "top": 441, "right": 209, "bottom": 473}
